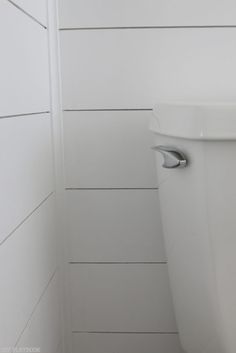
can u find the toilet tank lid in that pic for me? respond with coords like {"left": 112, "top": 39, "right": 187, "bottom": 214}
{"left": 151, "top": 103, "right": 236, "bottom": 140}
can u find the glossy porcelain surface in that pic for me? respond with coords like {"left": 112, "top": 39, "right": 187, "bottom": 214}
{"left": 151, "top": 103, "right": 236, "bottom": 140}
{"left": 152, "top": 104, "right": 236, "bottom": 353}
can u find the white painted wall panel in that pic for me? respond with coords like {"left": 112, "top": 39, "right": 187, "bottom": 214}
{"left": 59, "top": 0, "right": 236, "bottom": 28}
{"left": 0, "top": 2, "right": 63, "bottom": 353}
{"left": 72, "top": 333, "right": 183, "bottom": 353}
{"left": 66, "top": 189, "right": 166, "bottom": 262}
{"left": 70, "top": 264, "right": 177, "bottom": 332}
{"left": 0, "top": 196, "right": 57, "bottom": 348}
{"left": 16, "top": 273, "right": 61, "bottom": 353}
{"left": 0, "top": 114, "right": 54, "bottom": 244}
{"left": 56, "top": 343, "right": 63, "bottom": 353}
{"left": 60, "top": 28, "right": 236, "bottom": 109}
{"left": 11, "top": 0, "right": 48, "bottom": 26}
{"left": 0, "top": 1, "right": 50, "bottom": 117}
{"left": 63, "top": 111, "right": 157, "bottom": 188}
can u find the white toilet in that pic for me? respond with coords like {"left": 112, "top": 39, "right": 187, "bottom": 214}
{"left": 151, "top": 103, "right": 236, "bottom": 353}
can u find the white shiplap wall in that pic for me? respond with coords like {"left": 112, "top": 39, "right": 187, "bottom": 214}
{"left": 0, "top": 1, "right": 50, "bottom": 116}
{"left": 60, "top": 29, "right": 236, "bottom": 109}
{"left": 58, "top": 0, "right": 236, "bottom": 28}
{"left": 0, "top": 1, "right": 62, "bottom": 352}
{"left": 59, "top": 0, "right": 236, "bottom": 352}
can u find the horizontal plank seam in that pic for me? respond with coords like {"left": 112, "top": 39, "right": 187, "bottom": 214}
{"left": 60, "top": 25, "right": 236, "bottom": 31}
{"left": 72, "top": 331, "right": 179, "bottom": 334}
{"left": 69, "top": 262, "right": 167, "bottom": 265}
{"left": 66, "top": 188, "right": 158, "bottom": 190}
{"left": 7, "top": 0, "right": 47, "bottom": 29}
{"left": 0, "top": 111, "right": 50, "bottom": 119}
{"left": 14, "top": 269, "right": 58, "bottom": 347}
{"left": 0, "top": 191, "right": 54, "bottom": 247}
{"left": 63, "top": 108, "right": 153, "bottom": 112}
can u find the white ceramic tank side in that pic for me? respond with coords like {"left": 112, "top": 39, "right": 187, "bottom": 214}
{"left": 204, "top": 140, "right": 236, "bottom": 353}
{"left": 152, "top": 103, "right": 236, "bottom": 140}
{"left": 153, "top": 133, "right": 236, "bottom": 353}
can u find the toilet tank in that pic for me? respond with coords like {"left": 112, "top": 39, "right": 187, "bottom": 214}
{"left": 151, "top": 103, "right": 236, "bottom": 353}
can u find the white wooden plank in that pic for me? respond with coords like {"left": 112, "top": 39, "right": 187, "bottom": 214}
{"left": 0, "top": 113, "right": 54, "bottom": 244}
{"left": 59, "top": 0, "right": 236, "bottom": 28}
{"left": 60, "top": 28, "right": 236, "bottom": 109}
{"left": 66, "top": 190, "right": 166, "bottom": 262}
{"left": 11, "top": 0, "right": 48, "bottom": 26}
{"left": 56, "top": 343, "right": 63, "bottom": 353}
{"left": 72, "top": 333, "right": 183, "bottom": 353}
{"left": 70, "top": 264, "right": 177, "bottom": 332}
{"left": 63, "top": 111, "right": 157, "bottom": 188}
{"left": 0, "top": 1, "right": 50, "bottom": 117}
{"left": 16, "top": 273, "right": 61, "bottom": 353}
{"left": 0, "top": 196, "right": 57, "bottom": 348}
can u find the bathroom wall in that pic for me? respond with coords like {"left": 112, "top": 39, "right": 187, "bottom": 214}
{"left": 58, "top": 1, "right": 236, "bottom": 352}
{"left": 0, "top": 1, "right": 62, "bottom": 352}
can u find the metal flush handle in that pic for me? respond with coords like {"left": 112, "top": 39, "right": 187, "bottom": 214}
{"left": 152, "top": 145, "right": 187, "bottom": 169}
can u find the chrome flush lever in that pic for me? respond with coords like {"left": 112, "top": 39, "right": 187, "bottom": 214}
{"left": 152, "top": 145, "right": 187, "bottom": 169}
